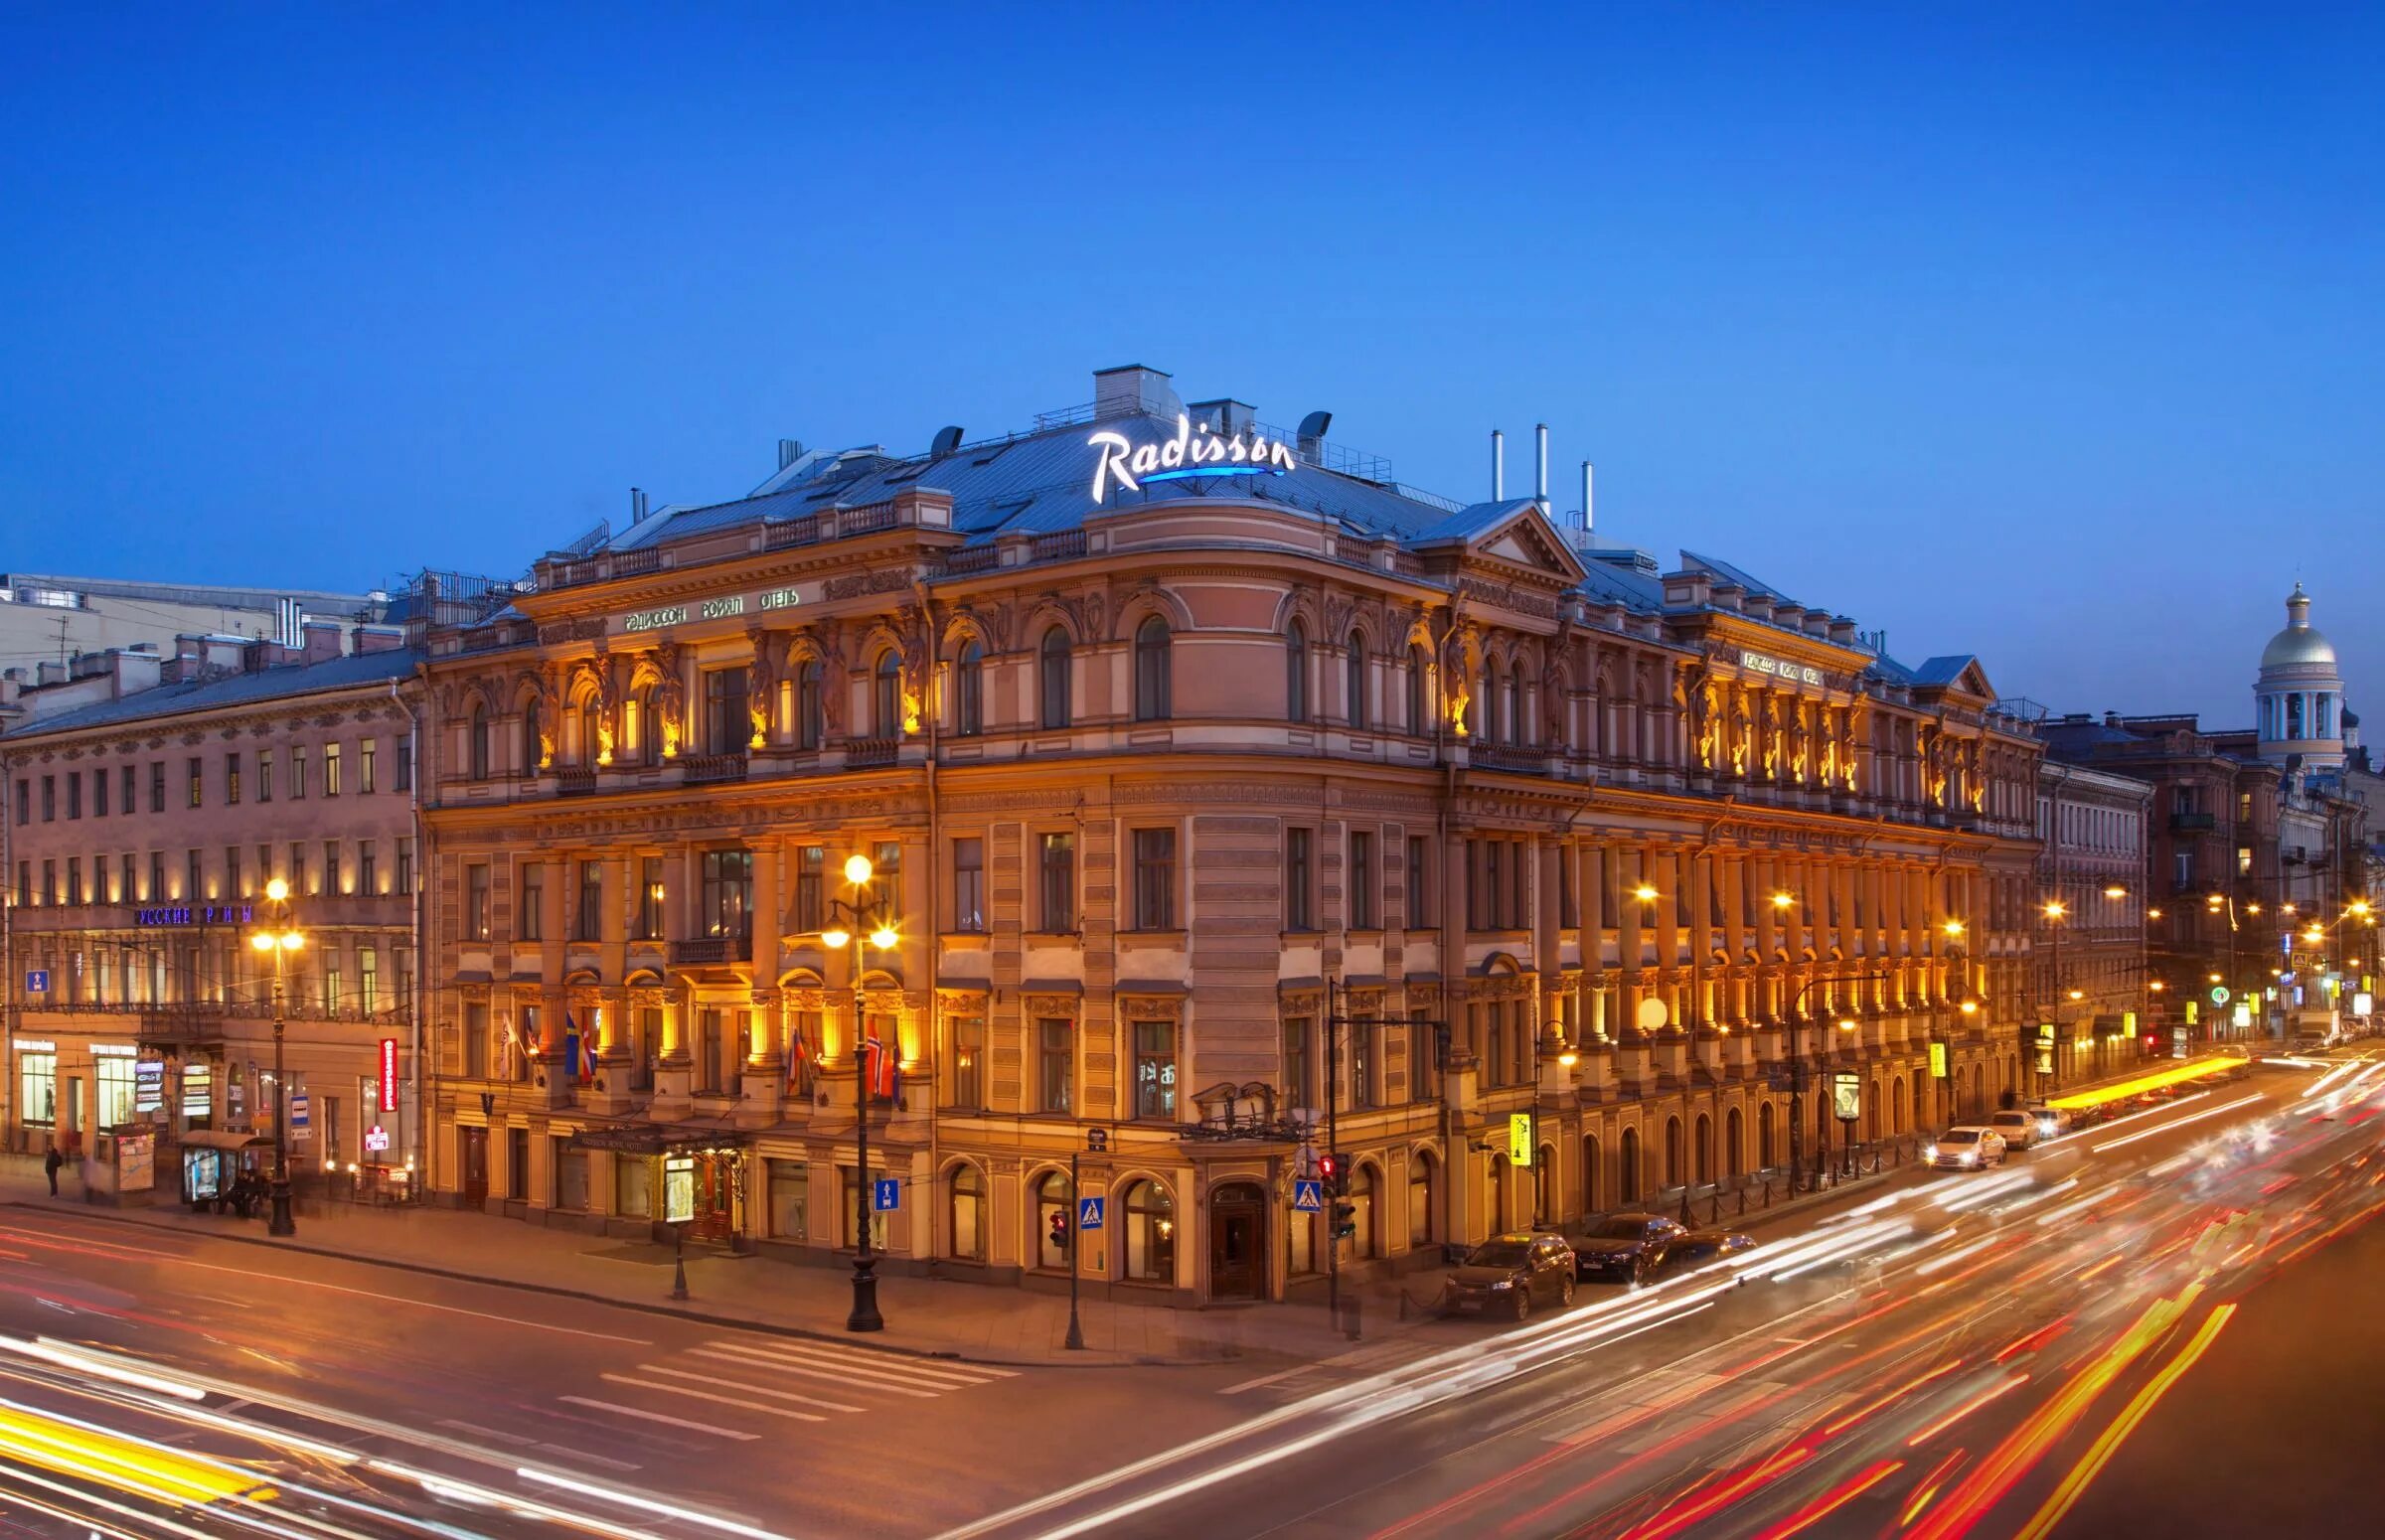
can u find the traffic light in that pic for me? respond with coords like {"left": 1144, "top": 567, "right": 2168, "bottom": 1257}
{"left": 1318, "top": 1153, "right": 1347, "bottom": 1194}
{"left": 1332, "top": 1201, "right": 1357, "bottom": 1241}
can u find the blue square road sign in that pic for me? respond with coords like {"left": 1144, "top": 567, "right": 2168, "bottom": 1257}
{"left": 1078, "top": 1195, "right": 1106, "bottom": 1230}
{"left": 872, "top": 1177, "right": 900, "bottom": 1212}
{"left": 1292, "top": 1178, "right": 1325, "bottom": 1213}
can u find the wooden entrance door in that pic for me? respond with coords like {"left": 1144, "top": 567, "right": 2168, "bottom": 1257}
{"left": 1209, "top": 1182, "right": 1267, "bottom": 1300}
{"left": 461, "top": 1127, "right": 489, "bottom": 1205}
{"left": 692, "top": 1153, "right": 737, "bottom": 1242}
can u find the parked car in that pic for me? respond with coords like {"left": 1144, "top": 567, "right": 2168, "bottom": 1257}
{"left": 1925, "top": 1128, "right": 2008, "bottom": 1168}
{"left": 1987, "top": 1110, "right": 2039, "bottom": 1151}
{"left": 1442, "top": 1232, "right": 1577, "bottom": 1319}
{"left": 1570, "top": 1212, "right": 1687, "bottom": 1286}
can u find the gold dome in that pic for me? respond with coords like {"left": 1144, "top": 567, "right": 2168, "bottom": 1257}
{"left": 2261, "top": 582, "right": 2339, "bottom": 672}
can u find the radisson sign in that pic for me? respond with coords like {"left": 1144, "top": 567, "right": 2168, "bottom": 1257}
{"left": 1088, "top": 414, "right": 1297, "bottom": 501}
{"left": 621, "top": 586, "right": 803, "bottom": 635}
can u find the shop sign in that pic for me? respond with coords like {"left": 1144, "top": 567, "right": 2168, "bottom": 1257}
{"left": 1088, "top": 413, "right": 1296, "bottom": 501}
{"left": 622, "top": 585, "right": 802, "bottom": 636}
{"left": 365, "top": 1126, "right": 391, "bottom": 1154}
{"left": 1929, "top": 1040, "right": 1949, "bottom": 1079}
{"left": 1830, "top": 1070, "right": 1862, "bottom": 1122}
{"left": 1508, "top": 1112, "right": 1534, "bottom": 1165}
{"left": 14, "top": 1040, "right": 55, "bottom": 1053}
{"left": 90, "top": 1043, "right": 137, "bottom": 1058}
{"left": 1739, "top": 650, "right": 1826, "bottom": 688}
{"left": 135, "top": 904, "right": 252, "bottom": 928}
{"left": 379, "top": 1038, "right": 399, "bottom": 1112}
{"left": 183, "top": 1065, "right": 212, "bottom": 1119}
{"left": 134, "top": 1060, "right": 165, "bottom": 1113}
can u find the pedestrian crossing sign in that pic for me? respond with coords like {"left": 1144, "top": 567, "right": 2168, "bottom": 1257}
{"left": 1292, "top": 1178, "right": 1324, "bottom": 1212}
{"left": 1078, "top": 1195, "right": 1105, "bottom": 1231}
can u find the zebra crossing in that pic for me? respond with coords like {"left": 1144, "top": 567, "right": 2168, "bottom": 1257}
{"left": 561, "top": 1334, "right": 1019, "bottom": 1441}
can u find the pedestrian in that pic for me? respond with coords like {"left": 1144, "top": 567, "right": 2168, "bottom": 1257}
{"left": 44, "top": 1144, "right": 64, "bottom": 1196}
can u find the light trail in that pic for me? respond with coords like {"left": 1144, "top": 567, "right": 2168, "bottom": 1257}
{"left": 2090, "top": 1093, "right": 2269, "bottom": 1154}
{"left": 1748, "top": 1457, "right": 1902, "bottom": 1540}
{"left": 1904, "top": 1372, "right": 2029, "bottom": 1448}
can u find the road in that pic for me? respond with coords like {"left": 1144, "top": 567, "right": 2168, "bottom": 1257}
{"left": 2, "top": 1050, "right": 2379, "bottom": 1539}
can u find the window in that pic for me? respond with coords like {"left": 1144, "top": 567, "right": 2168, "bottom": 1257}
{"left": 2237, "top": 847, "right": 2253, "bottom": 876}
{"left": 149, "top": 851, "right": 163, "bottom": 903}
{"left": 520, "top": 864, "right": 545, "bottom": 941}
{"left": 841, "top": 1166, "right": 890, "bottom": 1251}
{"left": 322, "top": 840, "right": 340, "bottom": 895}
{"left": 149, "top": 761, "right": 164, "bottom": 813}
{"left": 18, "top": 1052, "right": 56, "bottom": 1128}
{"left": 1039, "top": 832, "right": 1075, "bottom": 931}
{"left": 41, "top": 860, "right": 55, "bottom": 905}
{"left": 324, "top": 743, "right": 343, "bottom": 796}
{"left": 1406, "top": 835, "right": 1429, "bottom": 926}
{"left": 66, "top": 857, "right": 82, "bottom": 906}
{"left": 227, "top": 847, "right": 242, "bottom": 897}
{"left": 577, "top": 859, "right": 603, "bottom": 942}
{"left": 949, "top": 1016, "right": 985, "bottom": 1110}
{"left": 1283, "top": 1017, "right": 1313, "bottom": 1111}
{"left": 1285, "top": 828, "right": 1314, "bottom": 930}
{"left": 396, "top": 839, "right": 415, "bottom": 895}
{"left": 1123, "top": 1179, "right": 1175, "bottom": 1281}
{"left": 396, "top": 736, "right": 412, "bottom": 791}
{"left": 703, "top": 669, "right": 749, "bottom": 755}
{"left": 1038, "top": 1018, "right": 1073, "bottom": 1114}
{"left": 360, "top": 947, "right": 379, "bottom": 1014}
{"left": 95, "top": 1058, "right": 137, "bottom": 1131}
{"left": 322, "top": 952, "right": 343, "bottom": 1016}
{"left": 701, "top": 849, "right": 753, "bottom": 939}
{"left": 1132, "top": 828, "right": 1178, "bottom": 930}
{"left": 1350, "top": 832, "right": 1376, "bottom": 929}
{"left": 1134, "top": 1019, "right": 1177, "bottom": 1120}
{"left": 93, "top": 768, "right": 108, "bottom": 818}
{"left": 796, "top": 660, "right": 825, "bottom": 749}
{"left": 952, "top": 838, "right": 985, "bottom": 932}
{"left": 1035, "top": 1171, "right": 1074, "bottom": 1270}
{"left": 361, "top": 739, "right": 377, "bottom": 793}
{"left": 1347, "top": 632, "right": 1367, "bottom": 729}
{"left": 258, "top": 750, "right": 273, "bottom": 803}
{"left": 872, "top": 840, "right": 902, "bottom": 923}
{"left": 360, "top": 841, "right": 378, "bottom": 893}
{"left": 11, "top": 779, "right": 24, "bottom": 826}
{"left": 13, "top": 862, "right": 26, "bottom": 908}
{"left": 873, "top": 652, "right": 902, "bottom": 737}
{"left": 794, "top": 847, "right": 823, "bottom": 933}
{"left": 281, "top": 843, "right": 303, "bottom": 897}
{"left": 767, "top": 1159, "right": 807, "bottom": 1241}
{"left": 185, "top": 849, "right": 200, "bottom": 902}
{"left": 120, "top": 763, "right": 134, "bottom": 815}
{"left": 466, "top": 863, "right": 491, "bottom": 941}
{"left": 955, "top": 641, "right": 984, "bottom": 736}
{"left": 41, "top": 775, "right": 54, "bottom": 822}
{"left": 1286, "top": 620, "right": 1309, "bottom": 722}
{"left": 520, "top": 705, "right": 541, "bottom": 774}
{"left": 1039, "top": 627, "right": 1072, "bottom": 730}
{"left": 468, "top": 707, "right": 491, "bottom": 780}
{"left": 638, "top": 856, "right": 667, "bottom": 939}
{"left": 187, "top": 757, "right": 203, "bottom": 808}
{"left": 1350, "top": 1019, "right": 1376, "bottom": 1111}
{"left": 1134, "top": 615, "right": 1173, "bottom": 720}
{"left": 291, "top": 746, "right": 308, "bottom": 799}
{"left": 67, "top": 775, "right": 80, "bottom": 820}
{"left": 1412, "top": 1008, "right": 1442, "bottom": 1101}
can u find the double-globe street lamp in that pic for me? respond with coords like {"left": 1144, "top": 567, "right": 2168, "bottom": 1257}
{"left": 819, "top": 852, "right": 898, "bottom": 1333}
{"left": 246, "top": 877, "right": 305, "bottom": 1237}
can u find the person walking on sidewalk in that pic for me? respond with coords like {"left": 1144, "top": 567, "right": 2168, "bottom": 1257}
{"left": 44, "top": 1144, "right": 64, "bottom": 1196}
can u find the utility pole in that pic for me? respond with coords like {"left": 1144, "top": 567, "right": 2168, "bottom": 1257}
{"left": 1324, "top": 977, "right": 1341, "bottom": 1331}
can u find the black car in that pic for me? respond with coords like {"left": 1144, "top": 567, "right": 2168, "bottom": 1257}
{"left": 1662, "top": 1228, "right": 1758, "bottom": 1275}
{"left": 1442, "top": 1232, "right": 1577, "bottom": 1319}
{"left": 1571, "top": 1213, "right": 1687, "bottom": 1285}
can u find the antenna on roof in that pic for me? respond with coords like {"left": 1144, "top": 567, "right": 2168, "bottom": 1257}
{"left": 1491, "top": 429, "right": 1505, "bottom": 500}
{"left": 1581, "top": 461, "right": 1594, "bottom": 535}
{"left": 930, "top": 425, "right": 964, "bottom": 456}
{"left": 1534, "top": 424, "right": 1549, "bottom": 516}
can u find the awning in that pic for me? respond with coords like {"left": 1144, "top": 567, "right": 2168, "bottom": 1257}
{"left": 177, "top": 1130, "right": 272, "bottom": 1152}
{"left": 568, "top": 1123, "right": 751, "bottom": 1155}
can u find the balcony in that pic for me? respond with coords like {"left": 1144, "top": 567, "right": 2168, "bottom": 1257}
{"left": 556, "top": 768, "right": 597, "bottom": 797}
{"left": 1029, "top": 529, "right": 1087, "bottom": 562}
{"left": 2169, "top": 811, "right": 2216, "bottom": 832}
{"left": 670, "top": 936, "right": 741, "bottom": 967}
{"left": 846, "top": 736, "right": 899, "bottom": 770}
{"left": 1471, "top": 743, "right": 1554, "bottom": 776}
{"left": 680, "top": 752, "right": 748, "bottom": 786}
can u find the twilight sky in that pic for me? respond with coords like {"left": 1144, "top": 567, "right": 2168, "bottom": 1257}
{"left": 2, "top": 4, "right": 2378, "bottom": 726}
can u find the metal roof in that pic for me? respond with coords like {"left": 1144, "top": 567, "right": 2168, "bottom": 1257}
{"left": 5, "top": 647, "right": 420, "bottom": 739}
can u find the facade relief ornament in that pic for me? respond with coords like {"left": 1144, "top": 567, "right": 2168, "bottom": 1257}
{"left": 655, "top": 641, "right": 687, "bottom": 758}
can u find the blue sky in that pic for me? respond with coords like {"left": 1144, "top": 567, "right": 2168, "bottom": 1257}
{"left": 3, "top": 4, "right": 2378, "bottom": 723}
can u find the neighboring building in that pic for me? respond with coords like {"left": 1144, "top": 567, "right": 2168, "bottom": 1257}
{"left": 414, "top": 364, "right": 2044, "bottom": 1306}
{"left": 2042, "top": 584, "right": 2373, "bottom": 1040}
{"left": 2, "top": 624, "right": 431, "bottom": 1187}
{"left": 2032, "top": 760, "right": 2152, "bottom": 1088}
{"left": 0, "top": 573, "right": 392, "bottom": 703}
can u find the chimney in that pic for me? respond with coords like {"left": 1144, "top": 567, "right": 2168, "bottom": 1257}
{"left": 1492, "top": 430, "right": 1505, "bottom": 500}
{"left": 1093, "top": 364, "right": 1180, "bottom": 421}
{"left": 352, "top": 623, "right": 405, "bottom": 655}
{"left": 300, "top": 618, "right": 342, "bottom": 664}
{"left": 2105, "top": 710, "right": 2123, "bottom": 728}
{"left": 778, "top": 438, "right": 804, "bottom": 471}
{"left": 629, "top": 487, "right": 650, "bottom": 524}
{"left": 1533, "top": 424, "right": 1549, "bottom": 515}
{"left": 1192, "top": 398, "right": 1259, "bottom": 438}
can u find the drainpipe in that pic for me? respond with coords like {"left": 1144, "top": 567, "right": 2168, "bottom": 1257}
{"left": 912, "top": 579, "right": 942, "bottom": 1263}
{"left": 403, "top": 669, "right": 429, "bottom": 1192}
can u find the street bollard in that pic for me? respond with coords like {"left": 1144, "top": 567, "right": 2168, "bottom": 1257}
{"left": 1737, "top": 1184, "right": 1747, "bottom": 1218}
{"left": 1678, "top": 1187, "right": 1694, "bottom": 1225}
{"left": 1709, "top": 1190, "right": 1722, "bottom": 1225}
{"left": 669, "top": 1224, "right": 691, "bottom": 1302}
{"left": 1763, "top": 1175, "right": 1774, "bottom": 1210}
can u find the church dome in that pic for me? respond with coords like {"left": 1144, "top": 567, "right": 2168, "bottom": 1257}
{"left": 2261, "top": 582, "right": 2339, "bottom": 672}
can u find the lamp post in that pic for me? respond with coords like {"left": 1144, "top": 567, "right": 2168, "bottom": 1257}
{"left": 1785, "top": 969, "right": 1889, "bottom": 1193}
{"left": 821, "top": 853, "right": 896, "bottom": 1332}
{"left": 2040, "top": 899, "right": 2068, "bottom": 1093}
{"left": 247, "top": 877, "right": 304, "bottom": 1237}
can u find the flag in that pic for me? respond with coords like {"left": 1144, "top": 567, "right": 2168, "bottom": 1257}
{"left": 563, "top": 1013, "right": 587, "bottom": 1085}
{"left": 786, "top": 1019, "right": 810, "bottom": 1094}
{"left": 864, "top": 1020, "right": 898, "bottom": 1101}
{"left": 580, "top": 1028, "right": 600, "bottom": 1084}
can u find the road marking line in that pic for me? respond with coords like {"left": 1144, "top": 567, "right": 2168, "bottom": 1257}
{"left": 637, "top": 1364, "right": 866, "bottom": 1414}
{"left": 437, "top": 1418, "right": 537, "bottom": 1448}
{"left": 558, "top": 1395, "right": 758, "bottom": 1441}
{"left": 533, "top": 1442, "right": 640, "bottom": 1472}
{"left": 600, "top": 1374, "right": 827, "bottom": 1423}
{"left": 1217, "top": 1365, "right": 1313, "bottom": 1396}
{"left": 705, "top": 1336, "right": 1013, "bottom": 1383}
{"left": 694, "top": 1344, "right": 950, "bottom": 1396}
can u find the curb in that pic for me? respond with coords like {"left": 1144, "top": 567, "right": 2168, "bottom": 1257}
{"left": 2, "top": 1199, "right": 1226, "bottom": 1371}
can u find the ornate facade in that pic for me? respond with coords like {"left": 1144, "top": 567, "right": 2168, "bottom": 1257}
{"left": 417, "top": 368, "right": 2042, "bottom": 1305}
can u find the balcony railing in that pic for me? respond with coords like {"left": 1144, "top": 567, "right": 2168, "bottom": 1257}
{"left": 1471, "top": 743, "right": 1554, "bottom": 775}
{"left": 764, "top": 514, "right": 823, "bottom": 549}
{"left": 938, "top": 544, "right": 1000, "bottom": 575}
{"left": 681, "top": 752, "right": 748, "bottom": 786}
{"left": 556, "top": 768, "right": 597, "bottom": 797}
{"left": 670, "top": 936, "right": 741, "bottom": 966}
{"left": 846, "top": 736, "right": 899, "bottom": 769}
{"left": 2169, "top": 811, "right": 2216, "bottom": 832}
{"left": 1030, "top": 529, "right": 1087, "bottom": 562}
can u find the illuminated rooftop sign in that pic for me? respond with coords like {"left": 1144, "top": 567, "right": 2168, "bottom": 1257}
{"left": 1089, "top": 414, "right": 1296, "bottom": 501}
{"left": 1739, "top": 650, "right": 1825, "bottom": 688}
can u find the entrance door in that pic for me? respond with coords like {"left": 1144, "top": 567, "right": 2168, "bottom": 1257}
{"left": 461, "top": 1128, "right": 489, "bottom": 1205}
{"left": 1209, "top": 1182, "right": 1267, "bottom": 1300}
{"left": 692, "top": 1153, "right": 736, "bottom": 1243}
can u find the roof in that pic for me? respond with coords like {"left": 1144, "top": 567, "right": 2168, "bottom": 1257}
{"left": 4, "top": 647, "right": 419, "bottom": 738}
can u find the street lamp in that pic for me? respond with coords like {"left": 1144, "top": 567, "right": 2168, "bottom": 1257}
{"left": 2040, "top": 899, "right": 2069, "bottom": 1093}
{"left": 246, "top": 876, "right": 304, "bottom": 1237}
{"left": 1784, "top": 969, "right": 1889, "bottom": 1193}
{"left": 820, "top": 852, "right": 896, "bottom": 1332}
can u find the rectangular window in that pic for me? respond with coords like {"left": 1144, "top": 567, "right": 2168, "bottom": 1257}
{"left": 520, "top": 863, "right": 544, "bottom": 941}
{"left": 872, "top": 841, "right": 901, "bottom": 923}
{"left": 360, "top": 739, "right": 377, "bottom": 794}
{"left": 95, "top": 1058, "right": 136, "bottom": 1131}
{"left": 766, "top": 1159, "right": 805, "bottom": 1240}
{"left": 1038, "top": 1018, "right": 1073, "bottom": 1114}
{"left": 41, "top": 775, "right": 55, "bottom": 822}
{"left": 795, "top": 847, "right": 824, "bottom": 933}
{"left": 149, "top": 761, "right": 164, "bottom": 813}
{"left": 464, "top": 1001, "right": 492, "bottom": 1077}
{"left": 949, "top": 1016, "right": 985, "bottom": 1109}
{"left": 466, "top": 863, "right": 491, "bottom": 941}
{"left": 1133, "top": 828, "right": 1178, "bottom": 930}
{"left": 1412, "top": 1008, "right": 1441, "bottom": 1101}
{"left": 1039, "top": 832, "right": 1075, "bottom": 931}
{"left": 226, "top": 753, "right": 241, "bottom": 806}
{"left": 360, "top": 840, "right": 378, "bottom": 893}
{"left": 701, "top": 849, "right": 753, "bottom": 939}
{"left": 1406, "top": 835, "right": 1428, "bottom": 926}
{"left": 18, "top": 1052, "right": 57, "bottom": 1128}
{"left": 289, "top": 844, "right": 307, "bottom": 896}
{"left": 66, "top": 857, "right": 82, "bottom": 906}
{"left": 256, "top": 843, "right": 272, "bottom": 888}
{"left": 67, "top": 775, "right": 81, "bottom": 820}
{"left": 14, "top": 778, "right": 27, "bottom": 826}
{"left": 41, "top": 860, "right": 55, "bottom": 905}
{"left": 257, "top": 750, "right": 273, "bottom": 803}
{"left": 638, "top": 855, "right": 666, "bottom": 940}
{"left": 1283, "top": 1017, "right": 1312, "bottom": 1111}
{"left": 1286, "top": 828, "right": 1314, "bottom": 930}
{"left": 360, "top": 947, "right": 379, "bottom": 1014}
{"left": 576, "top": 859, "right": 603, "bottom": 942}
{"left": 1134, "top": 1020, "right": 1178, "bottom": 1120}
{"left": 395, "top": 737, "right": 412, "bottom": 792}
{"left": 14, "top": 861, "right": 27, "bottom": 908}
{"left": 322, "top": 840, "right": 339, "bottom": 895}
{"left": 120, "top": 763, "right": 134, "bottom": 815}
{"left": 148, "top": 851, "right": 163, "bottom": 903}
{"left": 290, "top": 746, "right": 307, "bottom": 799}
{"left": 952, "top": 838, "right": 985, "bottom": 932}
{"left": 322, "top": 955, "right": 342, "bottom": 1016}
{"left": 187, "top": 757, "right": 202, "bottom": 809}
{"left": 93, "top": 768, "right": 108, "bottom": 818}
{"left": 227, "top": 846, "right": 242, "bottom": 897}
{"left": 1350, "top": 1018, "right": 1375, "bottom": 1111}
{"left": 704, "top": 668, "right": 749, "bottom": 755}
{"left": 1350, "top": 831, "right": 1375, "bottom": 930}
{"left": 2237, "top": 847, "right": 2253, "bottom": 876}
{"left": 185, "top": 849, "right": 200, "bottom": 901}
{"left": 325, "top": 743, "right": 343, "bottom": 796}
{"left": 397, "top": 839, "right": 415, "bottom": 894}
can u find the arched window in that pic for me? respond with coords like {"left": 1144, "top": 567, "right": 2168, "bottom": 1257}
{"left": 1134, "top": 616, "right": 1172, "bottom": 722}
{"left": 1407, "top": 645, "right": 1429, "bottom": 734}
{"left": 955, "top": 641, "right": 984, "bottom": 737}
{"left": 874, "top": 651, "right": 902, "bottom": 738}
{"left": 1665, "top": 1117, "right": 1682, "bottom": 1187}
{"left": 1694, "top": 1113, "right": 1712, "bottom": 1185}
{"left": 1618, "top": 1128, "right": 1640, "bottom": 1203}
{"left": 1583, "top": 1134, "right": 1602, "bottom": 1212}
{"left": 1514, "top": 671, "right": 1535, "bottom": 746}
{"left": 948, "top": 1163, "right": 986, "bottom": 1262}
{"left": 469, "top": 703, "right": 491, "bottom": 780}
{"left": 1347, "top": 1163, "right": 1377, "bottom": 1260}
{"left": 1285, "top": 621, "right": 1308, "bottom": 722}
{"left": 624, "top": 688, "right": 654, "bottom": 765}
{"left": 576, "top": 697, "right": 599, "bottom": 766}
{"left": 517, "top": 702, "right": 538, "bottom": 775}
{"left": 1407, "top": 1153, "right": 1436, "bottom": 1247}
{"left": 1122, "top": 1179, "right": 1175, "bottom": 1281}
{"left": 1503, "top": 666, "right": 1521, "bottom": 746}
{"left": 1726, "top": 1108, "right": 1745, "bottom": 1177}
{"left": 1039, "top": 627, "right": 1072, "bottom": 730}
{"left": 1347, "top": 632, "right": 1366, "bottom": 730}
{"left": 1034, "top": 1170, "right": 1072, "bottom": 1271}
{"left": 1760, "top": 1102, "right": 1777, "bottom": 1167}
{"left": 795, "top": 661, "right": 824, "bottom": 750}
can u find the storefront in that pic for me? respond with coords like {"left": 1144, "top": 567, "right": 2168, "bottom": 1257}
{"left": 567, "top": 1124, "right": 752, "bottom": 1246}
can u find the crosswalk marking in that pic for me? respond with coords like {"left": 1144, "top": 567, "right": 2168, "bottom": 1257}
{"left": 687, "top": 1347, "right": 941, "bottom": 1399}
{"left": 600, "top": 1373, "right": 827, "bottom": 1424}
{"left": 1218, "top": 1365, "right": 1313, "bottom": 1396}
{"left": 636, "top": 1364, "right": 866, "bottom": 1415}
{"left": 702, "top": 1337, "right": 1015, "bottom": 1387}
{"left": 559, "top": 1395, "right": 759, "bottom": 1441}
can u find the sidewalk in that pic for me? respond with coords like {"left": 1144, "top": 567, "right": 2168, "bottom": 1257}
{"left": 0, "top": 1156, "right": 1430, "bottom": 1369}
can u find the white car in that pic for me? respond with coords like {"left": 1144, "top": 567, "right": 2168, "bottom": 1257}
{"left": 1987, "top": 1110, "right": 2038, "bottom": 1151}
{"left": 2025, "top": 1104, "right": 2073, "bottom": 1140}
{"left": 1925, "top": 1128, "right": 2008, "bottom": 1169}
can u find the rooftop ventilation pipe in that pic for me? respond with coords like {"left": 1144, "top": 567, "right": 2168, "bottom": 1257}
{"left": 778, "top": 438, "right": 804, "bottom": 471}
{"left": 1581, "top": 461, "right": 1594, "bottom": 534}
{"left": 1492, "top": 429, "right": 1505, "bottom": 500}
{"left": 1296, "top": 410, "right": 1333, "bottom": 462}
{"left": 1534, "top": 424, "right": 1549, "bottom": 515}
